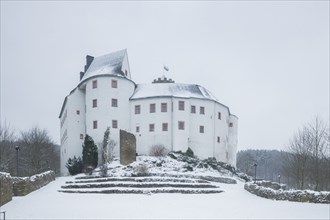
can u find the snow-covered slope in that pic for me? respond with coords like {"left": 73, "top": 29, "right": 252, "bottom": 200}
{"left": 2, "top": 176, "right": 329, "bottom": 219}
{"left": 2, "top": 155, "right": 329, "bottom": 219}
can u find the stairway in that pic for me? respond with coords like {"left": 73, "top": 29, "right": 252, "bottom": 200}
{"left": 59, "top": 176, "right": 223, "bottom": 194}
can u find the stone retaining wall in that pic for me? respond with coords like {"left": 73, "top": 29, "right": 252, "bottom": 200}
{"left": 12, "top": 170, "right": 55, "bottom": 196}
{"left": 245, "top": 181, "right": 330, "bottom": 204}
{"left": 0, "top": 172, "right": 12, "bottom": 206}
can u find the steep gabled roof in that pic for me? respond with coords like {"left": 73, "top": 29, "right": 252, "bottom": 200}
{"left": 79, "top": 49, "right": 127, "bottom": 84}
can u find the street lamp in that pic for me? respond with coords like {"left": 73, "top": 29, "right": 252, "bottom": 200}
{"left": 278, "top": 175, "right": 281, "bottom": 184}
{"left": 15, "top": 146, "right": 20, "bottom": 176}
{"left": 254, "top": 163, "right": 257, "bottom": 183}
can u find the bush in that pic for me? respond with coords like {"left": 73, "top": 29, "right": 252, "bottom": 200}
{"left": 99, "top": 164, "right": 108, "bottom": 177}
{"left": 82, "top": 135, "right": 98, "bottom": 168}
{"left": 149, "top": 144, "right": 168, "bottom": 157}
{"left": 185, "top": 147, "right": 194, "bottom": 157}
{"left": 66, "top": 156, "right": 83, "bottom": 175}
{"left": 134, "top": 164, "right": 149, "bottom": 176}
{"left": 83, "top": 165, "right": 95, "bottom": 175}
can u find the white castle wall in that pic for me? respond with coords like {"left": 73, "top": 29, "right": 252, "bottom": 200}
{"left": 60, "top": 88, "right": 86, "bottom": 175}
{"left": 129, "top": 96, "right": 238, "bottom": 167}
{"left": 130, "top": 97, "right": 172, "bottom": 155}
{"left": 59, "top": 51, "right": 238, "bottom": 175}
{"left": 228, "top": 115, "right": 238, "bottom": 167}
{"left": 84, "top": 75, "right": 135, "bottom": 156}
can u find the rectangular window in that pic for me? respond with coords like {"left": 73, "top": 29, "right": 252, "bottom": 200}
{"left": 93, "top": 120, "right": 97, "bottom": 129}
{"left": 229, "top": 122, "right": 233, "bottom": 127}
{"left": 112, "top": 99, "right": 118, "bottom": 107}
{"left": 199, "top": 125, "right": 204, "bottom": 133}
{"left": 178, "top": 101, "right": 185, "bottom": 111}
{"left": 92, "top": 80, "right": 97, "bottom": 89}
{"left": 136, "top": 126, "right": 140, "bottom": 133}
{"left": 112, "top": 120, "right": 118, "bottom": 128}
{"left": 111, "top": 80, "right": 117, "bottom": 88}
{"left": 200, "top": 106, "right": 205, "bottom": 115}
{"left": 217, "top": 136, "right": 220, "bottom": 143}
{"left": 191, "top": 105, "right": 196, "bottom": 114}
{"left": 161, "top": 103, "right": 167, "bottom": 112}
{"left": 92, "top": 99, "right": 97, "bottom": 108}
{"left": 162, "top": 123, "right": 168, "bottom": 131}
{"left": 150, "top": 103, "right": 156, "bottom": 113}
{"left": 135, "top": 105, "right": 141, "bottom": 114}
{"left": 80, "top": 134, "right": 84, "bottom": 140}
{"left": 218, "top": 112, "right": 221, "bottom": 120}
{"left": 76, "top": 110, "right": 80, "bottom": 115}
{"left": 178, "top": 121, "right": 185, "bottom": 130}
{"left": 149, "top": 124, "right": 155, "bottom": 132}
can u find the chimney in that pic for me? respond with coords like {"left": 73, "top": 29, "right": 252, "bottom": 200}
{"left": 80, "top": 71, "right": 85, "bottom": 80}
{"left": 84, "top": 55, "right": 94, "bottom": 72}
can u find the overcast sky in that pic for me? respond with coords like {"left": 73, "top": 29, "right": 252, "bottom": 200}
{"left": 1, "top": 1, "right": 329, "bottom": 151}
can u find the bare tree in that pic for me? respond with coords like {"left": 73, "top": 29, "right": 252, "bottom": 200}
{"left": 0, "top": 122, "right": 16, "bottom": 174}
{"left": 18, "top": 126, "right": 58, "bottom": 176}
{"left": 307, "top": 116, "right": 329, "bottom": 190}
{"left": 284, "top": 117, "right": 330, "bottom": 190}
{"left": 99, "top": 127, "right": 116, "bottom": 176}
{"left": 149, "top": 144, "right": 168, "bottom": 157}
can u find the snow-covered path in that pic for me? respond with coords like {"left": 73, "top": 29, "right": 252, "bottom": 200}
{"left": 1, "top": 176, "right": 329, "bottom": 219}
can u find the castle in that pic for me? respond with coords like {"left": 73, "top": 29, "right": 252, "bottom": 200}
{"left": 59, "top": 49, "right": 238, "bottom": 176}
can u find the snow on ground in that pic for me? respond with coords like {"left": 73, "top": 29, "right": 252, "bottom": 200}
{"left": 1, "top": 176, "right": 329, "bottom": 220}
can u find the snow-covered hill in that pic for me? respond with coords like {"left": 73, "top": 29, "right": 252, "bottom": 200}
{"left": 2, "top": 154, "right": 329, "bottom": 219}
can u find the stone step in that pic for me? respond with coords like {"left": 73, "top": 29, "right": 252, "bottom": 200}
{"left": 59, "top": 187, "right": 223, "bottom": 194}
{"left": 61, "top": 182, "right": 219, "bottom": 189}
{"left": 66, "top": 177, "right": 209, "bottom": 184}
{"left": 75, "top": 173, "right": 236, "bottom": 184}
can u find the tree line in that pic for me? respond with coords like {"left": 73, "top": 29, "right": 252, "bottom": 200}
{"left": 0, "top": 123, "right": 60, "bottom": 177}
{"left": 237, "top": 117, "right": 330, "bottom": 191}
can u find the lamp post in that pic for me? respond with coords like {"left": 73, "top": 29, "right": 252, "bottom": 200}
{"left": 254, "top": 163, "right": 257, "bottom": 183}
{"left": 15, "top": 146, "right": 20, "bottom": 176}
{"left": 278, "top": 175, "right": 281, "bottom": 184}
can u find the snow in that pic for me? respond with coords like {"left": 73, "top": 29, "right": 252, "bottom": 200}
{"left": 130, "top": 83, "right": 219, "bottom": 101}
{"left": 2, "top": 176, "right": 329, "bottom": 219}
{"left": 2, "top": 156, "right": 329, "bottom": 219}
{"left": 80, "top": 49, "right": 126, "bottom": 83}
{"left": 0, "top": 172, "right": 11, "bottom": 178}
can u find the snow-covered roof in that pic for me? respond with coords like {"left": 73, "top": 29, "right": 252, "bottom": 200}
{"left": 79, "top": 49, "right": 127, "bottom": 83}
{"left": 130, "top": 83, "right": 219, "bottom": 102}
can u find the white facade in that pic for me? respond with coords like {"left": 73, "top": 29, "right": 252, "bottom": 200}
{"left": 59, "top": 49, "right": 238, "bottom": 176}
